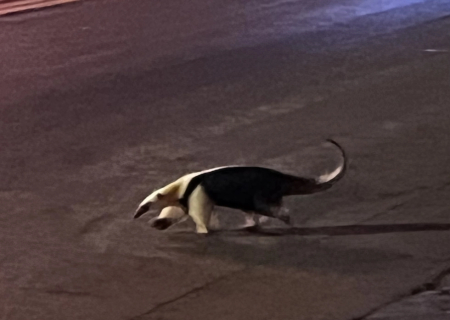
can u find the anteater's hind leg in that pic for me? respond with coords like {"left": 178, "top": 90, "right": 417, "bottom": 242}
{"left": 254, "top": 195, "right": 291, "bottom": 225}
{"left": 243, "top": 212, "right": 270, "bottom": 228}
{"left": 272, "top": 205, "right": 291, "bottom": 225}
{"left": 243, "top": 212, "right": 257, "bottom": 228}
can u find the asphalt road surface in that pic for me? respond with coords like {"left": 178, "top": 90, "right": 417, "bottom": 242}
{"left": 1, "top": 0, "right": 450, "bottom": 319}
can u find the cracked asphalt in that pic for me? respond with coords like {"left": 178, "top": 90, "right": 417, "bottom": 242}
{"left": 1, "top": 0, "right": 450, "bottom": 319}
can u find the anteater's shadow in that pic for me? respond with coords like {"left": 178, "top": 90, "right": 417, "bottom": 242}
{"left": 163, "top": 222, "right": 450, "bottom": 268}
{"left": 203, "top": 223, "right": 450, "bottom": 237}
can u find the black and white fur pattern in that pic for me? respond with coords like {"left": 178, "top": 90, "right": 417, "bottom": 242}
{"left": 134, "top": 139, "right": 347, "bottom": 233}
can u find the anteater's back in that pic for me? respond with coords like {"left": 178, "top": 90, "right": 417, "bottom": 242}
{"left": 200, "top": 166, "right": 290, "bottom": 211}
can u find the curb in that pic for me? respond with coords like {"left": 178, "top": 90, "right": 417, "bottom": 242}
{"left": 0, "top": 0, "right": 78, "bottom": 16}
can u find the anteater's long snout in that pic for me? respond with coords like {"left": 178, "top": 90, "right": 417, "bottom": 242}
{"left": 134, "top": 204, "right": 150, "bottom": 219}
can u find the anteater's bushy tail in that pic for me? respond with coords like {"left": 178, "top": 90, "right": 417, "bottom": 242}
{"left": 284, "top": 139, "right": 347, "bottom": 195}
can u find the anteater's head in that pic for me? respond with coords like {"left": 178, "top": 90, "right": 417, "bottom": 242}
{"left": 134, "top": 183, "right": 183, "bottom": 219}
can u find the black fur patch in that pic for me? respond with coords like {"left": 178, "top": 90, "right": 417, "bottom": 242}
{"left": 177, "top": 139, "right": 346, "bottom": 218}
{"left": 179, "top": 167, "right": 292, "bottom": 215}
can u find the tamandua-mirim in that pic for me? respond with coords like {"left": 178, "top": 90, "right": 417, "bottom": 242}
{"left": 134, "top": 139, "right": 347, "bottom": 233}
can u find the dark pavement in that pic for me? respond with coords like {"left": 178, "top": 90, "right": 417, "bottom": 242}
{"left": 1, "top": 0, "right": 450, "bottom": 319}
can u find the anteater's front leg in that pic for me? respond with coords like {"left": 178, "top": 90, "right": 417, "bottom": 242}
{"left": 188, "top": 185, "right": 214, "bottom": 234}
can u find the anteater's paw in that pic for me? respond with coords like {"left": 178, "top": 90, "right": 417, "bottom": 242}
{"left": 150, "top": 218, "right": 173, "bottom": 230}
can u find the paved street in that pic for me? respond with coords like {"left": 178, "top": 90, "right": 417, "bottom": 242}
{"left": 1, "top": 0, "right": 450, "bottom": 319}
